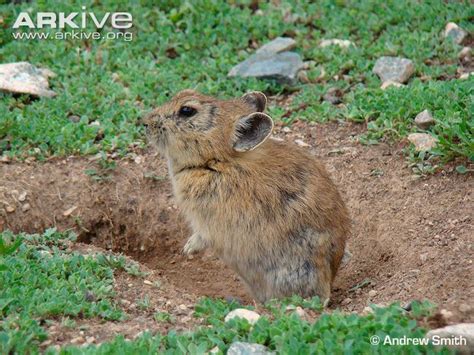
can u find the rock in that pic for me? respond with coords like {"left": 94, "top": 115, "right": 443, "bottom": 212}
{"left": 373, "top": 56, "right": 414, "bottom": 84}
{"left": 368, "top": 290, "right": 377, "bottom": 297}
{"left": 176, "top": 304, "right": 188, "bottom": 315}
{"left": 444, "top": 22, "right": 467, "bottom": 44}
{"left": 295, "top": 306, "right": 306, "bottom": 318}
{"left": 229, "top": 51, "right": 304, "bottom": 85}
{"left": 414, "top": 109, "right": 435, "bottom": 130}
{"left": 227, "top": 342, "right": 273, "bottom": 355}
{"left": 225, "top": 308, "right": 261, "bottom": 325}
{"left": 70, "top": 336, "right": 85, "bottom": 344}
{"left": 323, "top": 87, "right": 343, "bottom": 105}
{"left": 5, "top": 205, "right": 15, "bottom": 213}
{"left": 294, "top": 139, "right": 310, "bottom": 147}
{"left": 319, "top": 39, "right": 355, "bottom": 48}
{"left": 459, "top": 72, "right": 473, "bottom": 80}
{"left": 419, "top": 253, "right": 429, "bottom": 263}
{"left": 380, "top": 80, "right": 405, "bottom": 90}
{"left": 68, "top": 115, "right": 81, "bottom": 123}
{"left": 341, "top": 297, "right": 352, "bottom": 306}
{"left": 40, "top": 340, "right": 53, "bottom": 347}
{"left": 362, "top": 306, "right": 374, "bottom": 315}
{"left": 229, "top": 38, "right": 303, "bottom": 85}
{"left": 282, "top": 127, "right": 292, "bottom": 133}
{"left": 21, "top": 203, "right": 31, "bottom": 212}
{"left": 86, "top": 336, "right": 95, "bottom": 344}
{"left": 63, "top": 206, "right": 77, "bottom": 217}
{"left": 18, "top": 191, "right": 27, "bottom": 202}
{"left": 255, "top": 37, "right": 296, "bottom": 55}
{"left": 426, "top": 323, "right": 474, "bottom": 354}
{"left": 0, "top": 62, "right": 56, "bottom": 97}
{"left": 120, "top": 299, "right": 131, "bottom": 306}
{"left": 143, "top": 279, "right": 153, "bottom": 286}
{"left": 407, "top": 133, "right": 437, "bottom": 151}
{"left": 439, "top": 309, "right": 454, "bottom": 321}
{"left": 459, "top": 47, "right": 471, "bottom": 61}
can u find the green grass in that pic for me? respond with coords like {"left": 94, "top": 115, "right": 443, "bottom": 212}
{"left": 0, "top": 229, "right": 126, "bottom": 354}
{"left": 1, "top": 230, "right": 452, "bottom": 354}
{"left": 57, "top": 298, "right": 448, "bottom": 354}
{"left": 0, "top": 0, "right": 472, "bottom": 163}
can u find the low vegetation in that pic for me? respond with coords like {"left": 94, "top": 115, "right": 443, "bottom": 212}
{"left": 0, "top": 0, "right": 472, "bottom": 163}
{"left": 1, "top": 230, "right": 448, "bottom": 354}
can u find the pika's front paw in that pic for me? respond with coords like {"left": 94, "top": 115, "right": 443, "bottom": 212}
{"left": 183, "top": 233, "right": 207, "bottom": 255}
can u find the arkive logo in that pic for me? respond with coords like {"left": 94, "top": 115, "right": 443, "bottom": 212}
{"left": 12, "top": 6, "right": 132, "bottom": 29}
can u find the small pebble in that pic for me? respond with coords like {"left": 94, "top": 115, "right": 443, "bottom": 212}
{"left": 459, "top": 72, "right": 473, "bottom": 80}
{"left": 70, "top": 336, "right": 85, "bottom": 344}
{"left": 225, "top": 308, "right": 261, "bottom": 325}
{"left": 414, "top": 109, "right": 435, "bottom": 130}
{"left": 408, "top": 133, "right": 437, "bottom": 151}
{"left": 5, "top": 205, "right": 15, "bottom": 213}
{"left": 459, "top": 47, "right": 471, "bottom": 60}
{"left": 363, "top": 306, "right": 374, "bottom": 314}
{"left": 18, "top": 191, "right": 27, "bottom": 202}
{"left": 40, "top": 340, "right": 53, "bottom": 347}
{"left": 319, "top": 39, "right": 355, "bottom": 48}
{"left": 294, "top": 139, "right": 310, "bottom": 147}
{"left": 341, "top": 297, "right": 352, "bottom": 305}
{"left": 209, "top": 346, "right": 219, "bottom": 354}
{"left": 420, "top": 253, "right": 429, "bottom": 263}
{"left": 440, "top": 309, "right": 454, "bottom": 320}
{"left": 295, "top": 306, "right": 306, "bottom": 318}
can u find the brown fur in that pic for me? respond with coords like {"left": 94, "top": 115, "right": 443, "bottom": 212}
{"left": 143, "top": 90, "right": 350, "bottom": 303}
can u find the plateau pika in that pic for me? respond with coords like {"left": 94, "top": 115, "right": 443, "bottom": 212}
{"left": 143, "top": 90, "right": 350, "bottom": 303}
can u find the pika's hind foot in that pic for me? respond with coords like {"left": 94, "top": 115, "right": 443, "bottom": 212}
{"left": 183, "top": 233, "right": 207, "bottom": 255}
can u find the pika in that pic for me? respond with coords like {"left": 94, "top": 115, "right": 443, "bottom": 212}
{"left": 143, "top": 90, "right": 350, "bottom": 303}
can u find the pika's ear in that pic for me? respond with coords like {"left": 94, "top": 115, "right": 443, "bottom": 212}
{"left": 233, "top": 112, "right": 274, "bottom": 152}
{"left": 241, "top": 91, "right": 267, "bottom": 112}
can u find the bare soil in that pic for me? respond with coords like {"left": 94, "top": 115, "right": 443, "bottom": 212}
{"left": 1, "top": 121, "right": 473, "bottom": 346}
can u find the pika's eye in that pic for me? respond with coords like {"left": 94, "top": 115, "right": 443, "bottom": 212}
{"left": 178, "top": 106, "right": 197, "bottom": 117}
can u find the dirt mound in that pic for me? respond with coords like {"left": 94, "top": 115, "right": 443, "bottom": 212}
{"left": 1, "top": 121, "right": 473, "bottom": 322}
